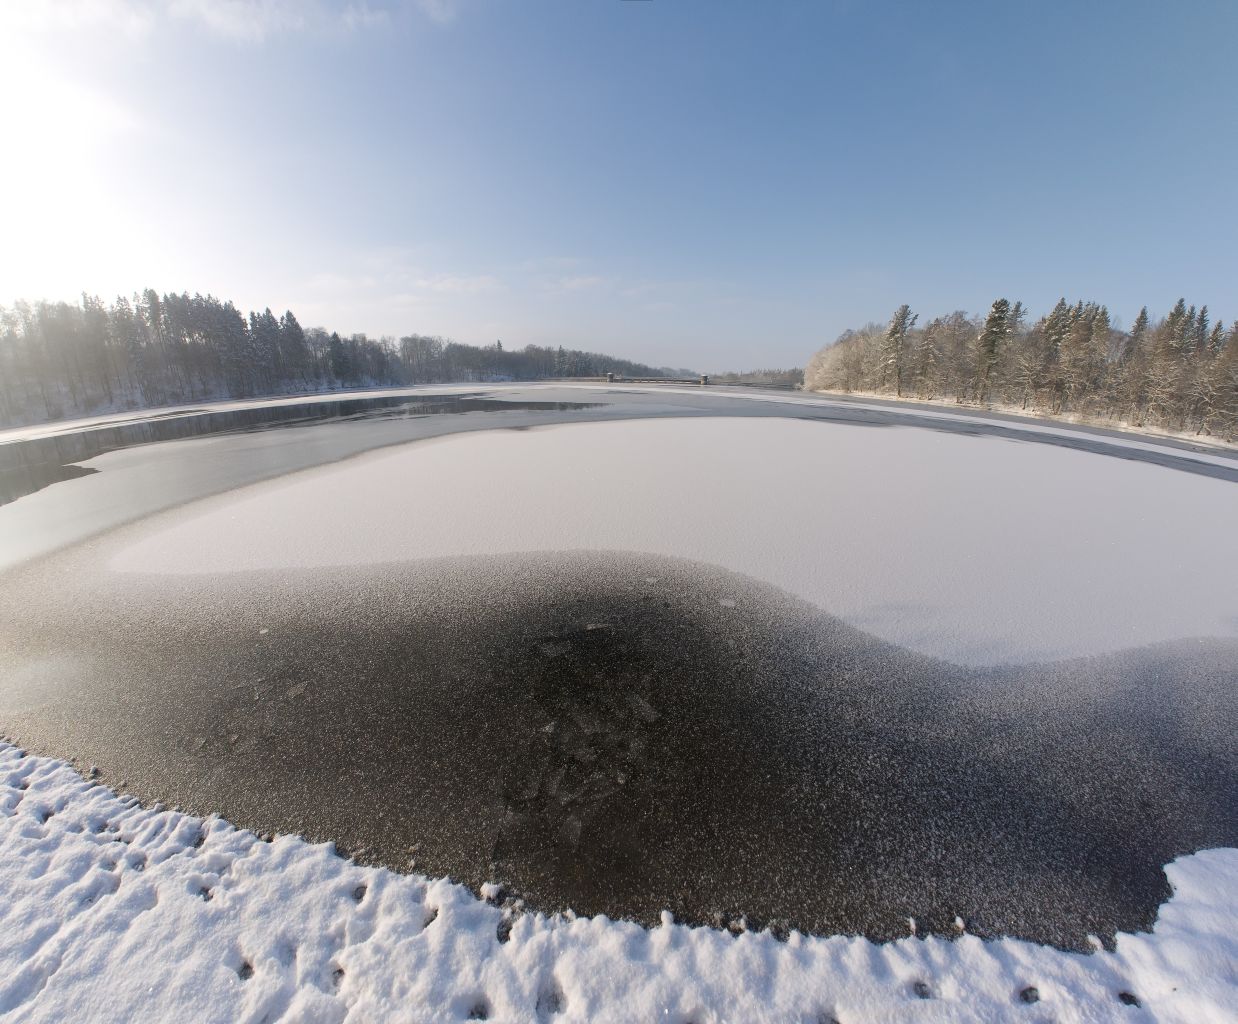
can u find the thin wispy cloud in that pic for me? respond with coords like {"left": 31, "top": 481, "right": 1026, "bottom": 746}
{"left": 414, "top": 273, "right": 500, "bottom": 295}
{"left": 518, "top": 256, "right": 585, "bottom": 274}
{"left": 0, "top": 0, "right": 157, "bottom": 37}
{"left": 550, "top": 275, "right": 610, "bottom": 293}
{"left": 412, "top": 0, "right": 460, "bottom": 26}
{"left": 342, "top": 2, "right": 390, "bottom": 31}
{"left": 2, "top": 0, "right": 453, "bottom": 43}
{"left": 296, "top": 253, "right": 502, "bottom": 332}
{"left": 168, "top": 0, "right": 308, "bottom": 42}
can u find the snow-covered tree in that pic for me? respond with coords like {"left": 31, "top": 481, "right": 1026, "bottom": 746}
{"left": 879, "top": 304, "right": 918, "bottom": 396}
{"left": 974, "top": 298, "right": 1010, "bottom": 402}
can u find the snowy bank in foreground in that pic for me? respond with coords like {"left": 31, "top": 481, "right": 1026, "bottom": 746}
{"left": 1, "top": 745, "right": 1233, "bottom": 1024}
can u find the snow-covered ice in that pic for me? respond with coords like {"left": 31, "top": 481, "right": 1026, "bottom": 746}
{"left": 6, "top": 410, "right": 1236, "bottom": 1020}
{"left": 110, "top": 416, "right": 1238, "bottom": 665}
{"left": 1, "top": 744, "right": 1235, "bottom": 1023}
{"left": 597, "top": 385, "right": 1238, "bottom": 469}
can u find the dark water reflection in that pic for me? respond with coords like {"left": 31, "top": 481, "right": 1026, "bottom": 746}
{"left": 0, "top": 396, "right": 601, "bottom": 505}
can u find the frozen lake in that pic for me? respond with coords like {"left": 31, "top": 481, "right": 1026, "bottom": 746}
{"left": 106, "top": 413, "right": 1238, "bottom": 665}
{"left": 1, "top": 385, "right": 1236, "bottom": 1020}
{"left": 1, "top": 384, "right": 1234, "bottom": 961}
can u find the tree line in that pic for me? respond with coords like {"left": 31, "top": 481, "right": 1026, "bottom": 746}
{"left": 710, "top": 367, "right": 804, "bottom": 388}
{"left": 0, "top": 291, "right": 685, "bottom": 427}
{"left": 805, "top": 298, "right": 1238, "bottom": 439}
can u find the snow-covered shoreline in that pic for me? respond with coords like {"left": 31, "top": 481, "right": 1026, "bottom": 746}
{"left": 2, "top": 743, "right": 1235, "bottom": 1023}
{"left": 805, "top": 387, "right": 1238, "bottom": 455}
{"left": 5, "top": 383, "right": 1234, "bottom": 469}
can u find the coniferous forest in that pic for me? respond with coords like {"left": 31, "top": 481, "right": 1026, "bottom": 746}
{"left": 805, "top": 298, "right": 1238, "bottom": 440}
{"left": 0, "top": 291, "right": 684, "bottom": 428}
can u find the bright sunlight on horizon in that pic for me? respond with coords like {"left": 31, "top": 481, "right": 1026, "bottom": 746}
{"left": 2, "top": 0, "right": 1236, "bottom": 370}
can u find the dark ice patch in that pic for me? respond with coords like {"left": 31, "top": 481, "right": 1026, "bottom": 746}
{"left": 0, "top": 549, "right": 1234, "bottom": 950}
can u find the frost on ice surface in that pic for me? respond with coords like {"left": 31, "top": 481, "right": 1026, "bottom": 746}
{"left": 108, "top": 417, "right": 1238, "bottom": 666}
{"left": 2, "top": 744, "right": 1236, "bottom": 1023}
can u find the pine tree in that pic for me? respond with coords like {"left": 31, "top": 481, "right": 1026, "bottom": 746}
{"left": 1165, "top": 299, "right": 1189, "bottom": 352}
{"left": 1208, "top": 322, "right": 1225, "bottom": 353}
{"left": 1008, "top": 301, "right": 1026, "bottom": 335}
{"left": 974, "top": 298, "right": 1010, "bottom": 402}
{"left": 879, "top": 304, "right": 917, "bottom": 396}
{"left": 911, "top": 321, "right": 940, "bottom": 399}
{"left": 1126, "top": 306, "right": 1150, "bottom": 361}
{"left": 1044, "top": 298, "right": 1071, "bottom": 359}
{"left": 1208, "top": 326, "right": 1238, "bottom": 437}
{"left": 328, "top": 332, "right": 350, "bottom": 383}
{"left": 279, "top": 310, "right": 309, "bottom": 384}
{"left": 1090, "top": 305, "right": 1111, "bottom": 351}
{"left": 1195, "top": 306, "right": 1210, "bottom": 351}
{"left": 1039, "top": 298, "right": 1072, "bottom": 400}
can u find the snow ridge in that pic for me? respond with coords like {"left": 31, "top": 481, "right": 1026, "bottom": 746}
{"left": 0, "top": 743, "right": 1234, "bottom": 1023}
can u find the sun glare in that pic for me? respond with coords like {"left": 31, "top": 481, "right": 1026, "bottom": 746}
{"left": 0, "top": 36, "right": 148, "bottom": 304}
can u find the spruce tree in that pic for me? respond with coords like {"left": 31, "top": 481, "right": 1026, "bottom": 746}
{"left": 912, "top": 322, "right": 940, "bottom": 398}
{"left": 1165, "top": 299, "right": 1188, "bottom": 352}
{"left": 1127, "top": 306, "right": 1150, "bottom": 360}
{"left": 1090, "top": 305, "right": 1111, "bottom": 361}
{"left": 880, "top": 304, "right": 917, "bottom": 396}
{"left": 1208, "top": 322, "right": 1225, "bottom": 353}
{"left": 279, "top": 310, "right": 309, "bottom": 384}
{"left": 974, "top": 298, "right": 1010, "bottom": 402}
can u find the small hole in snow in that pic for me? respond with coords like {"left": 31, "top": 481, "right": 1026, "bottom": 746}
{"left": 535, "top": 979, "right": 565, "bottom": 1018}
{"left": 352, "top": 884, "right": 367, "bottom": 903}
{"left": 423, "top": 905, "right": 439, "bottom": 928}
{"left": 1019, "top": 986, "right": 1040, "bottom": 1004}
{"left": 193, "top": 829, "right": 206, "bottom": 849}
{"left": 496, "top": 917, "right": 513, "bottom": 944}
{"left": 238, "top": 962, "right": 254, "bottom": 981}
{"left": 912, "top": 981, "right": 932, "bottom": 999}
{"left": 466, "top": 999, "right": 490, "bottom": 1020}
{"left": 1118, "top": 991, "right": 1141, "bottom": 1007}
{"left": 331, "top": 966, "right": 345, "bottom": 989}
{"left": 766, "top": 919, "right": 791, "bottom": 942}
{"left": 198, "top": 886, "right": 213, "bottom": 902}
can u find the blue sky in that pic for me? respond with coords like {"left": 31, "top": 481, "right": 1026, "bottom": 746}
{"left": 2, "top": 0, "right": 1235, "bottom": 370}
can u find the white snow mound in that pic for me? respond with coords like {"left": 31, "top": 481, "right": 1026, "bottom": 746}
{"left": 1, "top": 744, "right": 1234, "bottom": 1023}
